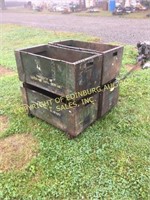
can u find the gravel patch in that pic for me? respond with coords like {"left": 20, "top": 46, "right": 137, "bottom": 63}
{"left": 1, "top": 12, "right": 150, "bottom": 45}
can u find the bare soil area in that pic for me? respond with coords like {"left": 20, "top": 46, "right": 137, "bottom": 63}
{"left": 0, "top": 66, "right": 16, "bottom": 77}
{"left": 0, "top": 115, "right": 9, "bottom": 133}
{"left": 0, "top": 134, "right": 38, "bottom": 172}
{"left": 125, "top": 64, "right": 141, "bottom": 71}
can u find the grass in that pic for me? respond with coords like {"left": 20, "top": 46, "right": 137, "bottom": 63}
{"left": 0, "top": 24, "right": 150, "bottom": 199}
{"left": 0, "top": 7, "right": 62, "bottom": 15}
{"left": 0, "top": 24, "right": 100, "bottom": 70}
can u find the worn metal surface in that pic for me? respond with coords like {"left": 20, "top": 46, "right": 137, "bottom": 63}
{"left": 98, "top": 80, "right": 119, "bottom": 118}
{"left": 21, "top": 83, "right": 99, "bottom": 137}
{"left": 15, "top": 45, "right": 102, "bottom": 97}
{"left": 49, "top": 40, "right": 124, "bottom": 85}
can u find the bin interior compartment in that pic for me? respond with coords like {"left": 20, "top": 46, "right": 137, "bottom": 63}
{"left": 20, "top": 44, "right": 97, "bottom": 63}
{"left": 49, "top": 40, "right": 124, "bottom": 85}
{"left": 16, "top": 44, "right": 102, "bottom": 97}
{"left": 51, "top": 40, "right": 119, "bottom": 53}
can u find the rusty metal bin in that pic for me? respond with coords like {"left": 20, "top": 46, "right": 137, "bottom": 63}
{"left": 98, "top": 80, "right": 119, "bottom": 118}
{"left": 21, "top": 83, "right": 99, "bottom": 137}
{"left": 15, "top": 44, "right": 102, "bottom": 97}
{"left": 49, "top": 40, "right": 124, "bottom": 85}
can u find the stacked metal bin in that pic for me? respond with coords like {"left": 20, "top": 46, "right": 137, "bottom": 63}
{"left": 15, "top": 40, "right": 123, "bottom": 138}
{"left": 49, "top": 40, "right": 123, "bottom": 118}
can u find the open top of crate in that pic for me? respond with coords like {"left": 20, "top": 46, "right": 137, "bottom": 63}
{"left": 49, "top": 40, "right": 123, "bottom": 53}
{"left": 17, "top": 44, "right": 100, "bottom": 64}
{"left": 15, "top": 44, "right": 103, "bottom": 96}
{"left": 49, "top": 40, "right": 124, "bottom": 85}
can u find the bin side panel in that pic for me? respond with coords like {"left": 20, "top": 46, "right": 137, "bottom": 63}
{"left": 23, "top": 87, "right": 69, "bottom": 131}
{"left": 47, "top": 45, "right": 95, "bottom": 63}
{"left": 74, "top": 94, "right": 99, "bottom": 136}
{"left": 15, "top": 51, "right": 25, "bottom": 82}
{"left": 21, "top": 86, "right": 98, "bottom": 137}
{"left": 71, "top": 41, "right": 118, "bottom": 52}
{"left": 66, "top": 63, "right": 75, "bottom": 94}
{"left": 75, "top": 55, "right": 103, "bottom": 92}
{"left": 102, "top": 47, "right": 123, "bottom": 85}
{"left": 20, "top": 86, "right": 31, "bottom": 115}
{"left": 20, "top": 52, "right": 68, "bottom": 96}
{"left": 98, "top": 84, "right": 119, "bottom": 118}
{"left": 20, "top": 45, "right": 47, "bottom": 54}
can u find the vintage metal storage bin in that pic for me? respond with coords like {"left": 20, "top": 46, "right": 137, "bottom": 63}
{"left": 49, "top": 40, "right": 123, "bottom": 85}
{"left": 15, "top": 44, "right": 102, "bottom": 97}
{"left": 98, "top": 80, "right": 119, "bottom": 118}
{"left": 21, "top": 83, "right": 99, "bottom": 137}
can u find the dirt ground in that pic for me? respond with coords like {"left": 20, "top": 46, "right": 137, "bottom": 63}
{"left": 0, "top": 66, "right": 38, "bottom": 172}
{"left": 0, "top": 66, "right": 16, "bottom": 77}
{"left": 0, "top": 115, "right": 9, "bottom": 133}
{"left": 0, "top": 133, "right": 38, "bottom": 172}
{"left": 125, "top": 64, "right": 141, "bottom": 71}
